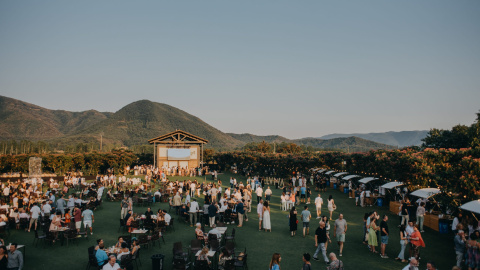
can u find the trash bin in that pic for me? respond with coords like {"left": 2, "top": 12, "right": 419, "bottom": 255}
{"left": 343, "top": 187, "right": 348, "bottom": 194}
{"left": 326, "top": 180, "right": 330, "bottom": 187}
{"left": 377, "top": 198, "right": 384, "bottom": 207}
{"left": 151, "top": 254, "right": 165, "bottom": 270}
{"left": 439, "top": 220, "right": 449, "bottom": 234}
{"left": 333, "top": 183, "right": 337, "bottom": 189}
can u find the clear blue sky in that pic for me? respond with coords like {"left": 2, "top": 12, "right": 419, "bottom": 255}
{"left": 1, "top": 1, "right": 479, "bottom": 138}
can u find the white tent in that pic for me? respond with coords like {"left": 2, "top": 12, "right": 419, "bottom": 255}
{"left": 381, "top": 182, "right": 404, "bottom": 189}
{"left": 410, "top": 188, "right": 441, "bottom": 199}
{"left": 460, "top": 200, "right": 480, "bottom": 215}
{"left": 318, "top": 169, "right": 327, "bottom": 173}
{"left": 358, "top": 177, "right": 378, "bottom": 184}
{"left": 325, "top": 170, "right": 335, "bottom": 175}
{"left": 333, "top": 172, "right": 348, "bottom": 177}
{"left": 343, "top": 175, "right": 360, "bottom": 180}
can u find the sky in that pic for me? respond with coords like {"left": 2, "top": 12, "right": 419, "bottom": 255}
{"left": 1, "top": 1, "right": 479, "bottom": 139}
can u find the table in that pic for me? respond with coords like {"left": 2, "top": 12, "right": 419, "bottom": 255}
{"left": 195, "top": 250, "right": 216, "bottom": 257}
{"left": 131, "top": 229, "right": 148, "bottom": 235}
{"left": 389, "top": 201, "right": 401, "bottom": 214}
{"left": 106, "top": 246, "right": 121, "bottom": 255}
{"left": 217, "top": 227, "right": 228, "bottom": 235}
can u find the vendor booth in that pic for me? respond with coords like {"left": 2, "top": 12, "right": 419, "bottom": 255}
{"left": 358, "top": 177, "right": 382, "bottom": 206}
{"left": 409, "top": 188, "right": 448, "bottom": 232}
{"left": 325, "top": 170, "right": 336, "bottom": 188}
{"left": 332, "top": 172, "right": 348, "bottom": 190}
{"left": 381, "top": 182, "right": 404, "bottom": 214}
{"left": 342, "top": 175, "right": 360, "bottom": 197}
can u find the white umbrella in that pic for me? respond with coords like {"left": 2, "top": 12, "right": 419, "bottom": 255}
{"left": 333, "top": 172, "right": 348, "bottom": 177}
{"left": 358, "top": 177, "right": 378, "bottom": 184}
{"left": 410, "top": 188, "right": 440, "bottom": 199}
{"left": 325, "top": 170, "right": 335, "bottom": 175}
{"left": 343, "top": 175, "right": 360, "bottom": 180}
{"left": 381, "top": 182, "right": 404, "bottom": 189}
{"left": 460, "top": 200, "right": 480, "bottom": 215}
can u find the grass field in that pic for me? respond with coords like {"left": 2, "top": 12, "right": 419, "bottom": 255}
{"left": 10, "top": 172, "right": 454, "bottom": 270}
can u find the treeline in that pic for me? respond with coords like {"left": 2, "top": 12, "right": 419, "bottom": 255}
{"left": 242, "top": 141, "right": 334, "bottom": 153}
{"left": 0, "top": 150, "right": 137, "bottom": 176}
{"left": 214, "top": 147, "right": 480, "bottom": 207}
{"left": 422, "top": 111, "right": 480, "bottom": 148}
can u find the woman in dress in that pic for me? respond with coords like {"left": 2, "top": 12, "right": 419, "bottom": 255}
{"left": 116, "top": 242, "right": 130, "bottom": 261}
{"left": 327, "top": 195, "right": 335, "bottom": 220}
{"left": 368, "top": 216, "right": 379, "bottom": 253}
{"left": 269, "top": 253, "right": 281, "bottom": 270}
{"left": 263, "top": 201, "right": 272, "bottom": 232}
{"left": 0, "top": 246, "right": 7, "bottom": 270}
{"left": 395, "top": 225, "right": 408, "bottom": 262}
{"left": 289, "top": 207, "right": 298, "bottom": 237}
{"left": 49, "top": 211, "right": 63, "bottom": 240}
{"left": 126, "top": 213, "right": 137, "bottom": 233}
{"left": 409, "top": 225, "right": 425, "bottom": 260}
{"left": 466, "top": 233, "right": 480, "bottom": 270}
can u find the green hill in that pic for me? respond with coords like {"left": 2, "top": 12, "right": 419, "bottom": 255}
{"left": 0, "top": 95, "right": 398, "bottom": 152}
{"left": 319, "top": 130, "right": 428, "bottom": 147}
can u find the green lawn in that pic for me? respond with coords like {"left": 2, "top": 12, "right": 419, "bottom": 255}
{"left": 10, "top": 172, "right": 454, "bottom": 269}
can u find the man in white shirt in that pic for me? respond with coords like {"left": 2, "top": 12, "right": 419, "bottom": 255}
{"left": 257, "top": 199, "right": 264, "bottom": 231}
{"left": 28, "top": 202, "right": 41, "bottom": 232}
{"left": 211, "top": 186, "right": 218, "bottom": 202}
{"left": 265, "top": 187, "right": 272, "bottom": 202}
{"left": 103, "top": 255, "right": 121, "bottom": 270}
{"left": 315, "top": 194, "right": 323, "bottom": 219}
{"left": 189, "top": 199, "right": 199, "bottom": 226}
{"left": 256, "top": 186, "right": 263, "bottom": 204}
{"left": 42, "top": 201, "right": 52, "bottom": 217}
{"left": 164, "top": 211, "right": 171, "bottom": 225}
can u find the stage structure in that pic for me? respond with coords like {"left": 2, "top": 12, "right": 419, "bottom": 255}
{"left": 148, "top": 130, "right": 208, "bottom": 169}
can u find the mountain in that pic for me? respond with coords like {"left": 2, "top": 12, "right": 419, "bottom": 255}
{"left": 0, "top": 95, "right": 399, "bottom": 152}
{"left": 227, "top": 133, "right": 396, "bottom": 152}
{"left": 0, "top": 95, "right": 111, "bottom": 141}
{"left": 319, "top": 131, "right": 429, "bottom": 147}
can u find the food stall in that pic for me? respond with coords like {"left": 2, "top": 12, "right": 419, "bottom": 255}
{"left": 332, "top": 172, "right": 348, "bottom": 190}
{"left": 324, "top": 170, "right": 336, "bottom": 187}
{"left": 358, "top": 177, "right": 382, "bottom": 206}
{"left": 342, "top": 175, "right": 361, "bottom": 197}
{"left": 381, "top": 181, "right": 404, "bottom": 214}
{"left": 410, "top": 188, "right": 444, "bottom": 232}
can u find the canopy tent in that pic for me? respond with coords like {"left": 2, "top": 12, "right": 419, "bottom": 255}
{"left": 317, "top": 169, "right": 327, "bottom": 173}
{"left": 358, "top": 177, "right": 379, "bottom": 184}
{"left": 325, "top": 170, "right": 335, "bottom": 175}
{"left": 381, "top": 182, "right": 404, "bottom": 189}
{"left": 333, "top": 172, "right": 348, "bottom": 178}
{"left": 343, "top": 175, "right": 360, "bottom": 180}
{"left": 460, "top": 200, "right": 480, "bottom": 215}
{"left": 410, "top": 188, "right": 441, "bottom": 199}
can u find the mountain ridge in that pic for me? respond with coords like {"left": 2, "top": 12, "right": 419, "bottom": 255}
{"left": 0, "top": 95, "right": 403, "bottom": 151}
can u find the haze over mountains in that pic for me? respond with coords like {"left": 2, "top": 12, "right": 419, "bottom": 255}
{"left": 319, "top": 131, "right": 428, "bottom": 147}
{"left": 0, "top": 95, "right": 421, "bottom": 151}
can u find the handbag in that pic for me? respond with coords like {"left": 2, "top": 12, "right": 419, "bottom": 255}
{"left": 296, "top": 220, "right": 299, "bottom": 224}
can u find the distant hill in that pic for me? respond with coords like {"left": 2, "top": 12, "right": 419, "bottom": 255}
{"left": 0, "top": 95, "right": 400, "bottom": 152}
{"left": 228, "top": 133, "right": 396, "bottom": 152}
{"left": 319, "top": 131, "right": 429, "bottom": 147}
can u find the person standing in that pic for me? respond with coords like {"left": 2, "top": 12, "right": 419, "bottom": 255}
{"left": 73, "top": 206, "right": 82, "bottom": 233}
{"left": 7, "top": 243, "right": 23, "bottom": 270}
{"left": 400, "top": 199, "right": 409, "bottom": 226}
{"left": 454, "top": 230, "right": 466, "bottom": 268}
{"left": 28, "top": 202, "right": 41, "bottom": 232}
{"left": 56, "top": 194, "right": 66, "bottom": 217}
{"left": 189, "top": 199, "right": 199, "bottom": 227}
{"left": 269, "top": 253, "right": 281, "bottom": 270}
{"left": 368, "top": 216, "right": 379, "bottom": 253}
{"left": 410, "top": 225, "right": 425, "bottom": 261}
{"left": 289, "top": 207, "right": 297, "bottom": 237}
{"left": 327, "top": 195, "right": 335, "bottom": 220}
{"left": 354, "top": 188, "right": 360, "bottom": 206}
{"left": 395, "top": 225, "right": 408, "bottom": 262}
{"left": 82, "top": 207, "right": 94, "bottom": 235}
{"left": 315, "top": 194, "right": 323, "bottom": 219}
{"left": 416, "top": 202, "right": 426, "bottom": 233}
{"left": 257, "top": 199, "right": 264, "bottom": 231}
{"left": 120, "top": 197, "right": 129, "bottom": 219}
{"left": 301, "top": 206, "right": 312, "bottom": 237}
{"left": 380, "top": 215, "right": 389, "bottom": 258}
{"left": 236, "top": 199, "right": 245, "bottom": 227}
{"left": 208, "top": 202, "right": 217, "bottom": 227}
{"left": 313, "top": 221, "right": 331, "bottom": 265}
{"left": 327, "top": 253, "right": 343, "bottom": 270}
{"left": 263, "top": 201, "right": 271, "bottom": 232}
{"left": 265, "top": 186, "right": 272, "bottom": 202}
{"left": 255, "top": 186, "right": 263, "bottom": 204}
{"left": 333, "top": 214, "right": 347, "bottom": 257}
